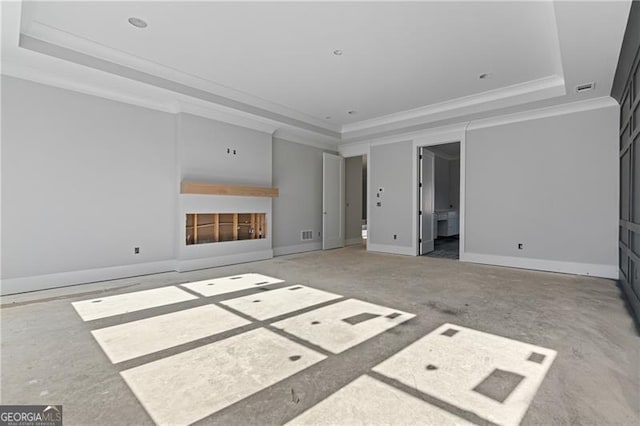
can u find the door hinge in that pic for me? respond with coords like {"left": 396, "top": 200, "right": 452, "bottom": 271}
{"left": 419, "top": 210, "right": 422, "bottom": 215}
{"left": 419, "top": 238, "right": 422, "bottom": 243}
{"left": 419, "top": 182, "right": 422, "bottom": 188}
{"left": 419, "top": 154, "right": 423, "bottom": 160}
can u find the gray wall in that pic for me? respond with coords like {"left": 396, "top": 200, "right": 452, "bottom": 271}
{"left": 369, "top": 140, "right": 414, "bottom": 249}
{"left": 345, "top": 156, "right": 363, "bottom": 242}
{"left": 176, "top": 113, "right": 274, "bottom": 267}
{"left": 272, "top": 138, "right": 335, "bottom": 253}
{"left": 1, "top": 76, "right": 176, "bottom": 281}
{"left": 465, "top": 106, "right": 618, "bottom": 266}
{"left": 178, "top": 113, "right": 272, "bottom": 185}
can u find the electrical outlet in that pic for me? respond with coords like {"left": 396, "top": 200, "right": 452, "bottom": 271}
{"left": 376, "top": 202, "right": 382, "bottom": 207}
{"left": 517, "top": 243, "right": 523, "bottom": 250}
{"left": 134, "top": 247, "right": 140, "bottom": 254}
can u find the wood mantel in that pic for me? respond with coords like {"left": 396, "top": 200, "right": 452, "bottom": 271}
{"left": 181, "top": 181, "right": 279, "bottom": 197}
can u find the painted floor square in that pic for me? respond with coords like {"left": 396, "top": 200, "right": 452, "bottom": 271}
{"left": 71, "top": 286, "right": 197, "bottom": 321}
{"left": 272, "top": 299, "right": 415, "bottom": 353}
{"left": 91, "top": 304, "right": 250, "bottom": 363}
{"left": 120, "top": 328, "right": 326, "bottom": 425}
{"left": 221, "top": 285, "right": 342, "bottom": 320}
{"left": 287, "top": 374, "right": 472, "bottom": 425}
{"left": 372, "top": 323, "right": 557, "bottom": 426}
{"left": 180, "top": 273, "right": 283, "bottom": 297}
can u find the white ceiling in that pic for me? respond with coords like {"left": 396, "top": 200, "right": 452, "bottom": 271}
{"left": 1, "top": 1, "right": 632, "bottom": 145}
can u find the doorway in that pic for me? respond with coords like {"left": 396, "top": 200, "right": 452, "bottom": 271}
{"left": 418, "top": 142, "right": 461, "bottom": 259}
{"left": 345, "top": 154, "right": 367, "bottom": 247}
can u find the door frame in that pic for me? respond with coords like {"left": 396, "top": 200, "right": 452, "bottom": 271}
{"left": 418, "top": 148, "right": 435, "bottom": 255}
{"left": 413, "top": 134, "right": 466, "bottom": 259}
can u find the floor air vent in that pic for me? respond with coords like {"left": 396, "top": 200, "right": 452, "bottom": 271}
{"left": 301, "top": 230, "right": 313, "bottom": 241}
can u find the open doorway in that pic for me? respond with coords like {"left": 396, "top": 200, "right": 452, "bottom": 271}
{"left": 418, "top": 142, "right": 460, "bottom": 259}
{"left": 345, "top": 154, "right": 367, "bottom": 246}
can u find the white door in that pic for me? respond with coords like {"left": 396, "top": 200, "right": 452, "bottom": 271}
{"left": 419, "top": 148, "right": 435, "bottom": 254}
{"left": 323, "top": 152, "right": 345, "bottom": 250}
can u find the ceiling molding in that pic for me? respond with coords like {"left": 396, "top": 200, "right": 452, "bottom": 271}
{"left": 22, "top": 19, "right": 341, "bottom": 135}
{"left": 4, "top": 0, "right": 629, "bottom": 150}
{"left": 176, "top": 101, "right": 279, "bottom": 135}
{"left": 466, "top": 95, "right": 618, "bottom": 131}
{"left": 1, "top": 61, "right": 179, "bottom": 115}
{"left": 273, "top": 127, "right": 339, "bottom": 151}
{"left": 340, "top": 75, "right": 566, "bottom": 141}
{"left": 19, "top": 34, "right": 342, "bottom": 139}
{"left": 341, "top": 75, "right": 565, "bottom": 134}
{"left": 340, "top": 122, "right": 468, "bottom": 152}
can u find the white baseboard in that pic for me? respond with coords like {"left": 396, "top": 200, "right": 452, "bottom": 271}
{"left": 461, "top": 252, "right": 619, "bottom": 279}
{"left": 176, "top": 250, "right": 273, "bottom": 272}
{"left": 0, "top": 260, "right": 176, "bottom": 296}
{"left": 273, "top": 242, "right": 322, "bottom": 256}
{"left": 345, "top": 237, "right": 363, "bottom": 246}
{"left": 367, "top": 243, "right": 416, "bottom": 256}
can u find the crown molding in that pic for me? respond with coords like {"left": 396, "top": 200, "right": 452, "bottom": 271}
{"left": 22, "top": 19, "right": 341, "bottom": 135}
{"left": 2, "top": 61, "right": 179, "bottom": 114}
{"left": 2, "top": 62, "right": 286, "bottom": 135}
{"left": 466, "top": 95, "right": 618, "bottom": 131}
{"left": 273, "top": 127, "right": 340, "bottom": 151}
{"left": 176, "top": 101, "right": 279, "bottom": 135}
{"left": 341, "top": 75, "right": 566, "bottom": 140}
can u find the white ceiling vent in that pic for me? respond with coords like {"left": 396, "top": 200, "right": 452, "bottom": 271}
{"left": 301, "top": 230, "right": 313, "bottom": 241}
{"left": 576, "top": 82, "right": 595, "bottom": 93}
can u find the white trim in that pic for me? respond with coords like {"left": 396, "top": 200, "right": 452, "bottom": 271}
{"left": 273, "top": 242, "right": 322, "bottom": 256}
{"left": 2, "top": 63, "right": 179, "bottom": 114}
{"left": 339, "top": 142, "right": 369, "bottom": 158}
{"left": 413, "top": 128, "right": 466, "bottom": 260}
{"left": 367, "top": 244, "right": 416, "bottom": 256}
{"left": 0, "top": 260, "right": 176, "bottom": 296}
{"left": 459, "top": 128, "right": 467, "bottom": 258}
{"left": 341, "top": 75, "right": 565, "bottom": 134}
{"left": 461, "top": 252, "right": 619, "bottom": 279}
{"left": 2, "top": 67, "right": 281, "bottom": 136}
{"left": 177, "top": 101, "right": 278, "bottom": 135}
{"left": 21, "top": 19, "right": 341, "bottom": 135}
{"left": 467, "top": 96, "right": 618, "bottom": 131}
{"left": 341, "top": 122, "right": 468, "bottom": 150}
{"left": 176, "top": 250, "right": 273, "bottom": 272}
{"left": 345, "top": 237, "right": 363, "bottom": 246}
{"left": 273, "top": 128, "right": 340, "bottom": 150}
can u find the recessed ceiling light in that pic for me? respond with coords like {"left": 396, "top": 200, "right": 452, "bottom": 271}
{"left": 347, "top": 110, "right": 357, "bottom": 115}
{"left": 128, "top": 17, "right": 148, "bottom": 28}
{"left": 333, "top": 50, "right": 343, "bottom": 56}
{"left": 479, "top": 73, "right": 492, "bottom": 80}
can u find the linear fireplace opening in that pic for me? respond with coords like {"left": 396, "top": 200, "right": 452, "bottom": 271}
{"left": 186, "top": 213, "right": 266, "bottom": 245}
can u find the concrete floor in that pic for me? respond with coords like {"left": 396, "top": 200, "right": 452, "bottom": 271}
{"left": 1, "top": 245, "right": 639, "bottom": 425}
